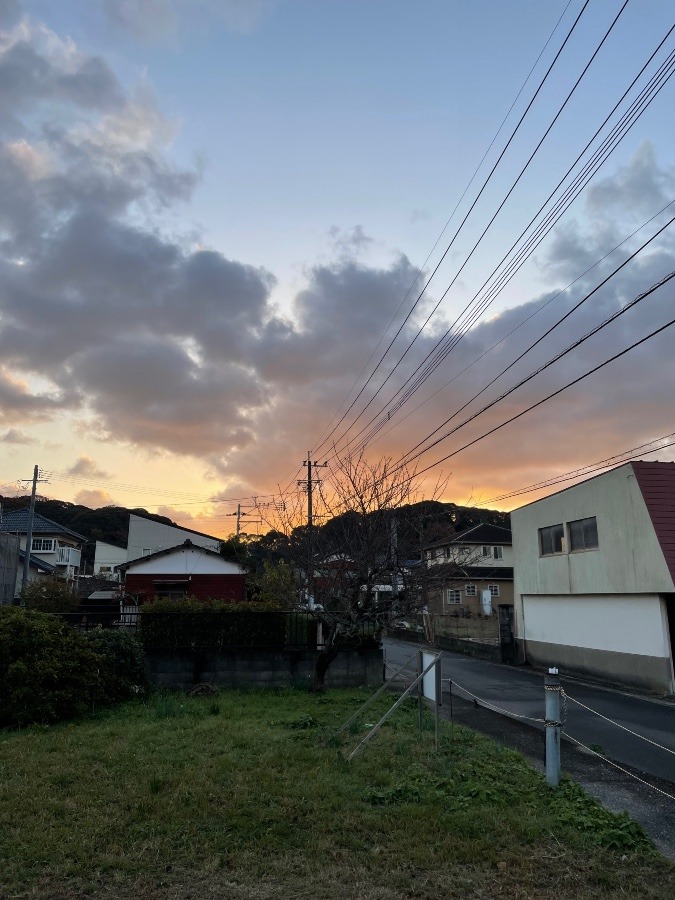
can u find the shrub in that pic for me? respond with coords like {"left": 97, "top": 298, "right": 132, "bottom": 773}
{"left": 84, "top": 628, "right": 147, "bottom": 702}
{"left": 139, "top": 597, "right": 290, "bottom": 650}
{"left": 0, "top": 607, "right": 103, "bottom": 727}
{"left": 20, "top": 576, "right": 79, "bottom": 613}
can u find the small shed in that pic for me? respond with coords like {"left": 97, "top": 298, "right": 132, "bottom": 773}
{"left": 119, "top": 539, "right": 246, "bottom": 603}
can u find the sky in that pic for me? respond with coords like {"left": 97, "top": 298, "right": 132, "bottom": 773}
{"left": 1, "top": 0, "right": 674, "bottom": 536}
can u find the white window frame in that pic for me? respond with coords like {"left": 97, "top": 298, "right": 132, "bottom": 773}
{"left": 493, "top": 546, "right": 503, "bottom": 560}
{"left": 464, "top": 583, "right": 477, "bottom": 597}
{"left": 31, "top": 538, "right": 54, "bottom": 552}
{"left": 488, "top": 584, "right": 500, "bottom": 598}
{"left": 445, "top": 588, "right": 461, "bottom": 607}
{"left": 481, "top": 545, "right": 491, "bottom": 557}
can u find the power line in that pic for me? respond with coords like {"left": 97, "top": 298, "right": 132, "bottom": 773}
{"left": 312, "top": 0, "right": 594, "bottom": 457}
{"left": 359, "top": 199, "right": 675, "bottom": 455}
{"left": 391, "top": 226, "right": 675, "bottom": 469}
{"left": 482, "top": 433, "right": 675, "bottom": 504}
{"left": 310, "top": 0, "right": 575, "bottom": 452}
{"left": 411, "top": 312, "right": 675, "bottom": 482}
{"left": 339, "top": 30, "right": 675, "bottom": 460}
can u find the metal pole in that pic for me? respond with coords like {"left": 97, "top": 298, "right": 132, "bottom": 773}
{"left": 545, "top": 666, "right": 562, "bottom": 787}
{"left": 21, "top": 465, "right": 39, "bottom": 594}
{"left": 434, "top": 657, "right": 442, "bottom": 751}
{"left": 417, "top": 649, "right": 424, "bottom": 735}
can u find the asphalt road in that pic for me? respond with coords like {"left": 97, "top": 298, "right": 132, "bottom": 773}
{"left": 382, "top": 637, "right": 675, "bottom": 783}
{"left": 382, "top": 636, "right": 675, "bottom": 859}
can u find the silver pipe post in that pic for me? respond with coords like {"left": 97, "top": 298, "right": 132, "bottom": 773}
{"left": 545, "top": 666, "right": 562, "bottom": 787}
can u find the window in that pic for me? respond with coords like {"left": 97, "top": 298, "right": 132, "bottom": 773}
{"left": 568, "top": 516, "right": 598, "bottom": 551}
{"left": 493, "top": 546, "right": 503, "bottom": 560}
{"left": 464, "top": 583, "right": 477, "bottom": 597}
{"left": 539, "top": 524, "right": 564, "bottom": 556}
{"left": 31, "top": 538, "right": 54, "bottom": 552}
{"left": 488, "top": 584, "right": 500, "bottom": 598}
{"left": 481, "top": 545, "right": 491, "bottom": 557}
{"left": 445, "top": 589, "right": 461, "bottom": 605}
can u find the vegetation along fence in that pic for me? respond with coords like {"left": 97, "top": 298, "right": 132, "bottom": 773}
{"left": 59, "top": 609, "right": 379, "bottom": 651}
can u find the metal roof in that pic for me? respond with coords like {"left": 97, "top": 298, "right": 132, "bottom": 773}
{"left": 424, "top": 522, "right": 512, "bottom": 550}
{"left": 631, "top": 461, "right": 675, "bottom": 584}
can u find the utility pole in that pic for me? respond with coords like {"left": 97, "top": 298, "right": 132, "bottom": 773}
{"left": 20, "top": 465, "right": 48, "bottom": 594}
{"left": 298, "top": 451, "right": 327, "bottom": 604}
{"left": 226, "top": 503, "right": 261, "bottom": 537}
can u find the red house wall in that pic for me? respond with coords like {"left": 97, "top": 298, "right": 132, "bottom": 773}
{"left": 125, "top": 573, "right": 246, "bottom": 603}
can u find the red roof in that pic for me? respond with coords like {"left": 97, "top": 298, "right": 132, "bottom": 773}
{"left": 631, "top": 461, "right": 675, "bottom": 582}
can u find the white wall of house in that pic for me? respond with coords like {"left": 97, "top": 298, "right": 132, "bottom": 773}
{"left": 94, "top": 541, "right": 127, "bottom": 580}
{"left": 126, "top": 548, "right": 244, "bottom": 576}
{"left": 428, "top": 544, "right": 513, "bottom": 567}
{"left": 126, "top": 514, "right": 220, "bottom": 562}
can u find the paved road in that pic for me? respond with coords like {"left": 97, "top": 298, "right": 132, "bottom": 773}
{"left": 382, "top": 637, "right": 675, "bottom": 784}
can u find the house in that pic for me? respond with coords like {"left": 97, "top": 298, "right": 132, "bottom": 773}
{"left": 511, "top": 461, "right": 675, "bottom": 694}
{"left": 119, "top": 539, "right": 246, "bottom": 603}
{"left": 423, "top": 523, "right": 514, "bottom": 615}
{"left": 93, "top": 540, "right": 127, "bottom": 582}
{"left": 125, "top": 513, "right": 221, "bottom": 562}
{"left": 0, "top": 509, "right": 84, "bottom": 598}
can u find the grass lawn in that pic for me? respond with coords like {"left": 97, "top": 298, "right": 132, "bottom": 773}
{"left": 0, "top": 687, "right": 673, "bottom": 900}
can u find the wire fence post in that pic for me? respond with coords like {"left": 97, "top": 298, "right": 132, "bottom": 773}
{"left": 417, "top": 649, "right": 424, "bottom": 735}
{"left": 545, "top": 666, "right": 562, "bottom": 788}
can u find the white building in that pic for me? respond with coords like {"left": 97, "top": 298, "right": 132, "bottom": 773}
{"left": 125, "top": 513, "right": 221, "bottom": 563}
{"left": 511, "top": 461, "right": 675, "bottom": 694}
{"left": 93, "top": 541, "right": 127, "bottom": 582}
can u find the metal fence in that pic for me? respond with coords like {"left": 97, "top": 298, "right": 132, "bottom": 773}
{"left": 58, "top": 608, "right": 379, "bottom": 651}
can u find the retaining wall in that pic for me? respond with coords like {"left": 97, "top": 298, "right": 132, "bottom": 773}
{"left": 145, "top": 646, "right": 383, "bottom": 690}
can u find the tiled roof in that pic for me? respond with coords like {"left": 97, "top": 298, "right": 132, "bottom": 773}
{"left": 425, "top": 562, "right": 513, "bottom": 581}
{"left": 18, "top": 549, "right": 57, "bottom": 573}
{"left": 0, "top": 509, "right": 86, "bottom": 541}
{"left": 425, "top": 522, "right": 512, "bottom": 550}
{"left": 631, "top": 461, "right": 675, "bottom": 583}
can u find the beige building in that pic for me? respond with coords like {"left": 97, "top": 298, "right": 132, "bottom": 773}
{"left": 511, "top": 461, "right": 675, "bottom": 694}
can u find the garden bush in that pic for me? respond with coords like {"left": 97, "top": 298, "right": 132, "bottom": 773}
{"left": 84, "top": 628, "right": 147, "bottom": 702}
{"left": 139, "top": 597, "right": 290, "bottom": 650}
{"left": 0, "top": 607, "right": 103, "bottom": 727}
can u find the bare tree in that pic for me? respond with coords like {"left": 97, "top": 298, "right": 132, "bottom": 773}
{"left": 309, "top": 450, "right": 436, "bottom": 690}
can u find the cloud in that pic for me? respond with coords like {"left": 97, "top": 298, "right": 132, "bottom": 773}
{"left": 101, "top": 0, "right": 277, "bottom": 40}
{"left": 0, "top": 427, "right": 36, "bottom": 443}
{"left": 1, "top": 9, "right": 674, "bottom": 513}
{"left": 74, "top": 488, "right": 117, "bottom": 508}
{"left": 67, "top": 455, "right": 111, "bottom": 478}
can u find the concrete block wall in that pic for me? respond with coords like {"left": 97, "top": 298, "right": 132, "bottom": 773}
{"left": 145, "top": 646, "right": 383, "bottom": 691}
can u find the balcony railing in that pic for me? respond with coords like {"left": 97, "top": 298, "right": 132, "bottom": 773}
{"left": 55, "top": 546, "right": 81, "bottom": 568}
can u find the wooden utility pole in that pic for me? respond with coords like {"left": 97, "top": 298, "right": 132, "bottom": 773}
{"left": 298, "top": 451, "right": 327, "bottom": 604}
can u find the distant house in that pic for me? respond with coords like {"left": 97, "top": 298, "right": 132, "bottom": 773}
{"left": 423, "top": 523, "right": 514, "bottom": 615}
{"left": 93, "top": 540, "right": 127, "bottom": 582}
{"left": 511, "top": 461, "right": 675, "bottom": 694}
{"left": 119, "top": 539, "right": 246, "bottom": 603}
{"left": 0, "top": 509, "right": 84, "bottom": 598}
{"left": 125, "top": 513, "right": 221, "bottom": 562}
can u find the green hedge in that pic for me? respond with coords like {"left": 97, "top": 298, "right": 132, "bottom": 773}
{"left": 139, "top": 598, "right": 291, "bottom": 650}
{"left": 0, "top": 608, "right": 147, "bottom": 727}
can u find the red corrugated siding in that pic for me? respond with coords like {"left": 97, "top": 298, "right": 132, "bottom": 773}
{"left": 631, "top": 461, "right": 675, "bottom": 583}
{"left": 125, "top": 572, "right": 246, "bottom": 603}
